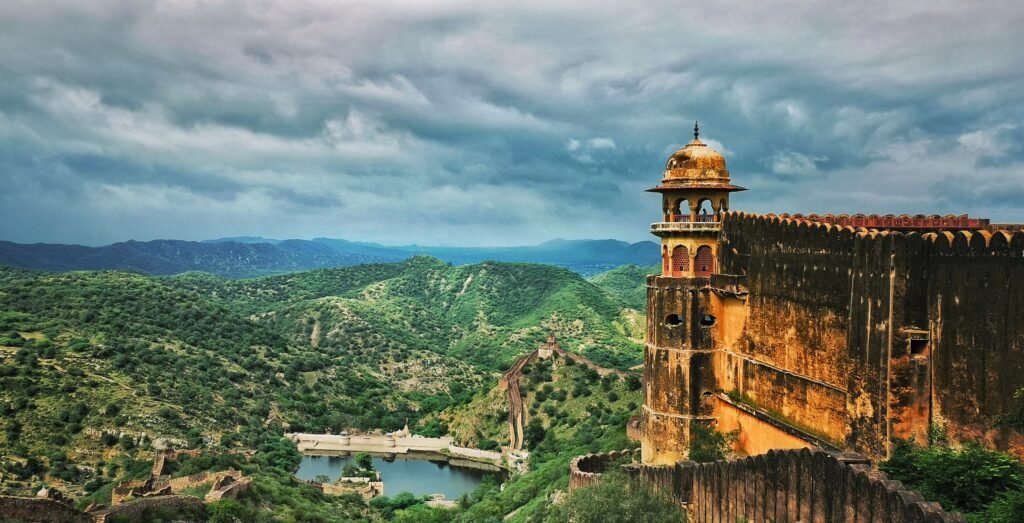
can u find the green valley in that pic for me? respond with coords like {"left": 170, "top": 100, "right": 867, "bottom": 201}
{"left": 0, "top": 257, "right": 649, "bottom": 521}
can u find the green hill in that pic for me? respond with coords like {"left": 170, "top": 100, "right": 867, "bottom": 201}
{"left": 588, "top": 264, "right": 658, "bottom": 311}
{"left": 0, "top": 268, "right": 468, "bottom": 465}
{"left": 0, "top": 258, "right": 642, "bottom": 504}
{"left": 170, "top": 256, "right": 643, "bottom": 371}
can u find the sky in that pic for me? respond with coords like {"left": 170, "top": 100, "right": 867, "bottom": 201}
{"left": 1, "top": 1, "right": 1022, "bottom": 246}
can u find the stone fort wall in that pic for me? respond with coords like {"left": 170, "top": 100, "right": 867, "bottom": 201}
{"left": 0, "top": 496, "right": 89, "bottom": 523}
{"left": 626, "top": 448, "right": 964, "bottom": 522}
{"left": 93, "top": 495, "right": 206, "bottom": 522}
{"left": 713, "top": 212, "right": 1024, "bottom": 458}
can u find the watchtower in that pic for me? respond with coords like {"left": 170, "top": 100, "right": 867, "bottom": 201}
{"left": 641, "top": 123, "right": 745, "bottom": 464}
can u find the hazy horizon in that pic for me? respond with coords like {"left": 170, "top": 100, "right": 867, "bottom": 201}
{"left": 2, "top": 1, "right": 1022, "bottom": 246}
{"left": 0, "top": 234, "right": 658, "bottom": 249}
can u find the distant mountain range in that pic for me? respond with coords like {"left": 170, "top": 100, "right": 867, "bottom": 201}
{"left": 0, "top": 236, "right": 659, "bottom": 278}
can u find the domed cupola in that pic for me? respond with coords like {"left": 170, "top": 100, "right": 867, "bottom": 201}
{"left": 655, "top": 122, "right": 741, "bottom": 191}
{"left": 646, "top": 122, "right": 746, "bottom": 270}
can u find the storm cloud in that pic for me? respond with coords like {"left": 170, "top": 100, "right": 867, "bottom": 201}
{"left": 1, "top": 0, "right": 1022, "bottom": 245}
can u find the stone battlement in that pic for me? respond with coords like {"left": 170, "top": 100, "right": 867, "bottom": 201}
{"left": 730, "top": 211, "right": 1024, "bottom": 250}
{"left": 568, "top": 449, "right": 638, "bottom": 491}
{"left": 781, "top": 212, "right": 990, "bottom": 231}
{"left": 570, "top": 448, "right": 965, "bottom": 522}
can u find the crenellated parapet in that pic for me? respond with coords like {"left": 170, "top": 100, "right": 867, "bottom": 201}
{"left": 568, "top": 449, "right": 639, "bottom": 491}
{"left": 724, "top": 211, "right": 1024, "bottom": 253}
{"left": 783, "top": 212, "right": 989, "bottom": 231}
{"left": 568, "top": 448, "right": 966, "bottom": 521}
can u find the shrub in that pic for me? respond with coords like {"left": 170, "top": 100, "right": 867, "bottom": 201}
{"left": 688, "top": 422, "right": 738, "bottom": 463}
{"left": 355, "top": 452, "right": 374, "bottom": 471}
{"left": 982, "top": 489, "right": 1024, "bottom": 523}
{"left": 525, "top": 418, "right": 546, "bottom": 447}
{"left": 548, "top": 470, "right": 683, "bottom": 522}
{"left": 478, "top": 438, "right": 500, "bottom": 451}
{"left": 880, "top": 438, "right": 1024, "bottom": 515}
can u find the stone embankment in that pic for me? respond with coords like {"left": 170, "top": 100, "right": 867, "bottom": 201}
{"left": 569, "top": 448, "right": 966, "bottom": 522}
{"left": 286, "top": 432, "right": 503, "bottom": 464}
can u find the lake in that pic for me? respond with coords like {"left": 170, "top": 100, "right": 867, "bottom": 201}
{"left": 295, "top": 453, "right": 502, "bottom": 499}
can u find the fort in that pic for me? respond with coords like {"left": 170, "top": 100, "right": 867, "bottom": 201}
{"left": 569, "top": 123, "right": 1024, "bottom": 520}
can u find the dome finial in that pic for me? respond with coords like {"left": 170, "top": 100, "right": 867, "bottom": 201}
{"left": 693, "top": 121, "right": 700, "bottom": 140}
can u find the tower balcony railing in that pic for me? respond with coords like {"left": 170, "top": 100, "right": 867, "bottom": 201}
{"left": 651, "top": 215, "right": 721, "bottom": 233}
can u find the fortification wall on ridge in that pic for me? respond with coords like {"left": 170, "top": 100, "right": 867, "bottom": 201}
{"left": 714, "top": 212, "right": 1024, "bottom": 457}
{"left": 0, "top": 496, "right": 89, "bottom": 523}
{"left": 93, "top": 495, "right": 205, "bottom": 522}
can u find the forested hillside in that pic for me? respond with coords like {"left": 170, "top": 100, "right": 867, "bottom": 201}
{"left": 588, "top": 264, "right": 658, "bottom": 310}
{"left": 0, "top": 239, "right": 397, "bottom": 278}
{"left": 0, "top": 237, "right": 659, "bottom": 278}
{"left": 0, "top": 258, "right": 644, "bottom": 517}
{"left": 170, "top": 256, "right": 644, "bottom": 370}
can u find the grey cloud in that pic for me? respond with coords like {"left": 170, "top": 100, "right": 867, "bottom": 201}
{"left": 0, "top": 0, "right": 1023, "bottom": 245}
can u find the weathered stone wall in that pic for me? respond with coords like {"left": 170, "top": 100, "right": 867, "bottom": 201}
{"left": 713, "top": 397, "right": 815, "bottom": 456}
{"left": 634, "top": 449, "right": 964, "bottom": 522}
{"left": 643, "top": 276, "right": 717, "bottom": 464}
{"left": 716, "top": 213, "right": 1024, "bottom": 458}
{"left": 569, "top": 449, "right": 965, "bottom": 522}
{"left": 923, "top": 229, "right": 1024, "bottom": 451}
{"left": 716, "top": 214, "right": 869, "bottom": 449}
{"left": 93, "top": 495, "right": 205, "bottom": 522}
{"left": 205, "top": 475, "right": 252, "bottom": 502}
{"left": 0, "top": 496, "right": 89, "bottom": 523}
{"left": 152, "top": 468, "right": 242, "bottom": 493}
{"left": 568, "top": 449, "right": 637, "bottom": 491}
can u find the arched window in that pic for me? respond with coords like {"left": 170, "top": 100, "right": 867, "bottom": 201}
{"left": 671, "top": 245, "right": 689, "bottom": 277}
{"left": 694, "top": 245, "right": 715, "bottom": 277}
{"left": 695, "top": 199, "right": 714, "bottom": 222}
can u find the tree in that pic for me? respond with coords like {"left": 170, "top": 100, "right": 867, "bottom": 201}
{"left": 207, "top": 499, "right": 256, "bottom": 523}
{"left": 625, "top": 375, "right": 642, "bottom": 391}
{"left": 688, "top": 422, "right": 738, "bottom": 463}
{"left": 525, "top": 417, "right": 546, "bottom": 447}
{"left": 355, "top": 452, "right": 374, "bottom": 471}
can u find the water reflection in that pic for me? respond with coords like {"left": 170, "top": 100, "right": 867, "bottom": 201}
{"left": 296, "top": 453, "right": 501, "bottom": 499}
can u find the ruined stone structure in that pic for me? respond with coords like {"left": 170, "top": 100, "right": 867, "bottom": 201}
{"left": 0, "top": 495, "right": 91, "bottom": 523}
{"left": 0, "top": 493, "right": 208, "bottom": 523}
{"left": 641, "top": 125, "right": 1024, "bottom": 464}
